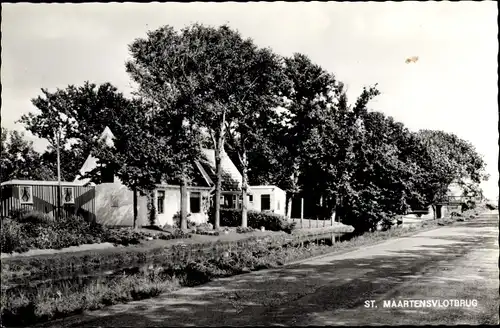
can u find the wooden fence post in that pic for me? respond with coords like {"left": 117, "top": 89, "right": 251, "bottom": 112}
{"left": 300, "top": 198, "right": 304, "bottom": 229}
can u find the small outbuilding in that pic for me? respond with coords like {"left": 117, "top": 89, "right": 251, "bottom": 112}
{"left": 0, "top": 179, "right": 96, "bottom": 222}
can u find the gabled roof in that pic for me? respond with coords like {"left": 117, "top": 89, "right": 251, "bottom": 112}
{"left": 198, "top": 148, "right": 242, "bottom": 192}
{"left": 75, "top": 127, "right": 116, "bottom": 185}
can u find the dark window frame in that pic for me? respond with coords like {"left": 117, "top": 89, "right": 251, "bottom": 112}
{"left": 157, "top": 190, "right": 165, "bottom": 214}
{"left": 190, "top": 191, "right": 201, "bottom": 214}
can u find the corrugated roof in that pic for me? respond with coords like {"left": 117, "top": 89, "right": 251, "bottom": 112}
{"left": 1, "top": 180, "right": 88, "bottom": 187}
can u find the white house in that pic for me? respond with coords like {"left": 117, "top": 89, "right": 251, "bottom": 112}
{"left": 247, "top": 185, "right": 286, "bottom": 216}
{"left": 75, "top": 127, "right": 287, "bottom": 227}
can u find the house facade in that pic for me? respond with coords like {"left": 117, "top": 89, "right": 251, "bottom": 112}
{"left": 246, "top": 185, "right": 286, "bottom": 216}
{"left": 0, "top": 179, "right": 96, "bottom": 222}
{"left": 75, "top": 127, "right": 289, "bottom": 227}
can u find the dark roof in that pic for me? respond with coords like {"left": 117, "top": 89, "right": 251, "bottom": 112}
{"left": 197, "top": 148, "right": 242, "bottom": 191}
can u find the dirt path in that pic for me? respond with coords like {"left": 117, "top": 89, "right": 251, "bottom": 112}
{"left": 38, "top": 212, "right": 498, "bottom": 327}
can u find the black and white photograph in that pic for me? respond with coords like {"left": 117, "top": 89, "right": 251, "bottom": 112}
{"left": 0, "top": 2, "right": 498, "bottom": 327}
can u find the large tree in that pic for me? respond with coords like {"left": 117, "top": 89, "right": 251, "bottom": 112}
{"left": 126, "top": 23, "right": 284, "bottom": 228}
{"left": 224, "top": 47, "right": 285, "bottom": 227}
{"left": 415, "top": 129, "right": 488, "bottom": 214}
{"left": 18, "top": 82, "right": 134, "bottom": 181}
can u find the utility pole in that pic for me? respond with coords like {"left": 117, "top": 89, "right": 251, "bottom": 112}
{"left": 56, "top": 127, "right": 62, "bottom": 220}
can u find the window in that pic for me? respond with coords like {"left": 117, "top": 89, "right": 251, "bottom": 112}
{"left": 19, "top": 186, "right": 33, "bottom": 204}
{"left": 101, "top": 166, "right": 114, "bottom": 183}
{"left": 261, "top": 194, "right": 271, "bottom": 211}
{"left": 157, "top": 190, "right": 165, "bottom": 214}
{"left": 232, "top": 195, "right": 237, "bottom": 209}
{"left": 277, "top": 200, "right": 280, "bottom": 211}
{"left": 190, "top": 192, "right": 201, "bottom": 213}
{"left": 62, "top": 187, "right": 75, "bottom": 204}
{"left": 249, "top": 195, "right": 253, "bottom": 202}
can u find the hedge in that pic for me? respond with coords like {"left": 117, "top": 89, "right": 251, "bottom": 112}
{"left": 208, "top": 208, "right": 296, "bottom": 233}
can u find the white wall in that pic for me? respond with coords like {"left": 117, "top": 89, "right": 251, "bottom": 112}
{"left": 94, "top": 180, "right": 147, "bottom": 227}
{"left": 154, "top": 187, "right": 210, "bottom": 227}
{"left": 248, "top": 186, "right": 286, "bottom": 216}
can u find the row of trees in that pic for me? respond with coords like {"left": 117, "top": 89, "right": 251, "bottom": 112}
{"left": 5, "top": 24, "right": 488, "bottom": 232}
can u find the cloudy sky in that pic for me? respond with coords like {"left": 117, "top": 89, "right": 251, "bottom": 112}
{"left": 1, "top": 2, "right": 498, "bottom": 199}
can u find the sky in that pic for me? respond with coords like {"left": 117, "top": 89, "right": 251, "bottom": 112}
{"left": 1, "top": 2, "right": 498, "bottom": 200}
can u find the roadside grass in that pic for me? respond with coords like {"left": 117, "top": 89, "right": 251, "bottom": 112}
{"left": 0, "top": 209, "right": 486, "bottom": 326}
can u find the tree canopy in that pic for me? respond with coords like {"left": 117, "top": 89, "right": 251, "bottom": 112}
{"left": 8, "top": 22, "right": 489, "bottom": 233}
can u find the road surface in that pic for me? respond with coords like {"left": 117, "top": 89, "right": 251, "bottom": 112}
{"left": 40, "top": 211, "right": 499, "bottom": 327}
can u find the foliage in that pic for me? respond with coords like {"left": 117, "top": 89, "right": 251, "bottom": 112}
{"left": 126, "top": 23, "right": 289, "bottom": 229}
{"left": 17, "top": 82, "right": 134, "bottom": 181}
{"left": 485, "top": 203, "right": 497, "bottom": 210}
{"left": 236, "top": 226, "right": 255, "bottom": 234}
{"left": 0, "top": 127, "right": 55, "bottom": 182}
{"left": 1, "top": 219, "right": 436, "bottom": 326}
{"left": 0, "top": 211, "right": 188, "bottom": 254}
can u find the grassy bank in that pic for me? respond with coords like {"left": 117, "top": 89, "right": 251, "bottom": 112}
{"left": 1, "top": 209, "right": 483, "bottom": 326}
{"left": 1, "top": 210, "right": 190, "bottom": 255}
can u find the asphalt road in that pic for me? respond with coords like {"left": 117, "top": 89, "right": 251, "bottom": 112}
{"left": 40, "top": 211, "right": 499, "bottom": 327}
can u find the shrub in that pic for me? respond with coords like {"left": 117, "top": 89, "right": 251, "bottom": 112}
{"left": 8, "top": 208, "right": 31, "bottom": 220}
{"left": 1, "top": 211, "right": 182, "bottom": 254}
{"left": 15, "top": 211, "right": 54, "bottom": 226}
{"left": 450, "top": 211, "right": 462, "bottom": 217}
{"left": 485, "top": 203, "right": 497, "bottom": 210}
{"left": 195, "top": 230, "right": 220, "bottom": 236}
{"left": 172, "top": 211, "right": 195, "bottom": 229}
{"left": 195, "top": 222, "right": 213, "bottom": 231}
{"left": 0, "top": 219, "right": 29, "bottom": 253}
{"left": 462, "top": 200, "right": 476, "bottom": 212}
{"left": 158, "top": 229, "right": 192, "bottom": 240}
{"left": 209, "top": 209, "right": 296, "bottom": 233}
{"left": 236, "top": 227, "right": 255, "bottom": 234}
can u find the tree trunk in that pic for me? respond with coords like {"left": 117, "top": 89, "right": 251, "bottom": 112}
{"left": 133, "top": 188, "right": 138, "bottom": 229}
{"left": 241, "top": 148, "right": 248, "bottom": 228}
{"left": 286, "top": 193, "right": 293, "bottom": 219}
{"left": 213, "top": 111, "right": 226, "bottom": 230}
{"left": 180, "top": 173, "right": 188, "bottom": 230}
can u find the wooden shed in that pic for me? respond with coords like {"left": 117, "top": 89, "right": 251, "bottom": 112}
{"left": 0, "top": 180, "right": 96, "bottom": 222}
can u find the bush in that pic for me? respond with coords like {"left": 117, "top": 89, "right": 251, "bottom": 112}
{"left": 195, "top": 230, "right": 220, "bottom": 236}
{"left": 172, "top": 212, "right": 195, "bottom": 229}
{"left": 0, "top": 219, "right": 29, "bottom": 253}
{"left": 462, "top": 200, "right": 476, "bottom": 212}
{"left": 1, "top": 211, "right": 189, "bottom": 254}
{"left": 485, "top": 203, "right": 497, "bottom": 210}
{"left": 236, "top": 227, "right": 255, "bottom": 234}
{"left": 450, "top": 211, "right": 462, "bottom": 217}
{"left": 158, "top": 229, "right": 192, "bottom": 240}
{"left": 209, "top": 208, "right": 296, "bottom": 233}
{"left": 195, "top": 222, "right": 213, "bottom": 231}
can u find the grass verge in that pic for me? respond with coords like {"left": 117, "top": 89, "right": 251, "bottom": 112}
{"left": 1, "top": 209, "right": 483, "bottom": 327}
